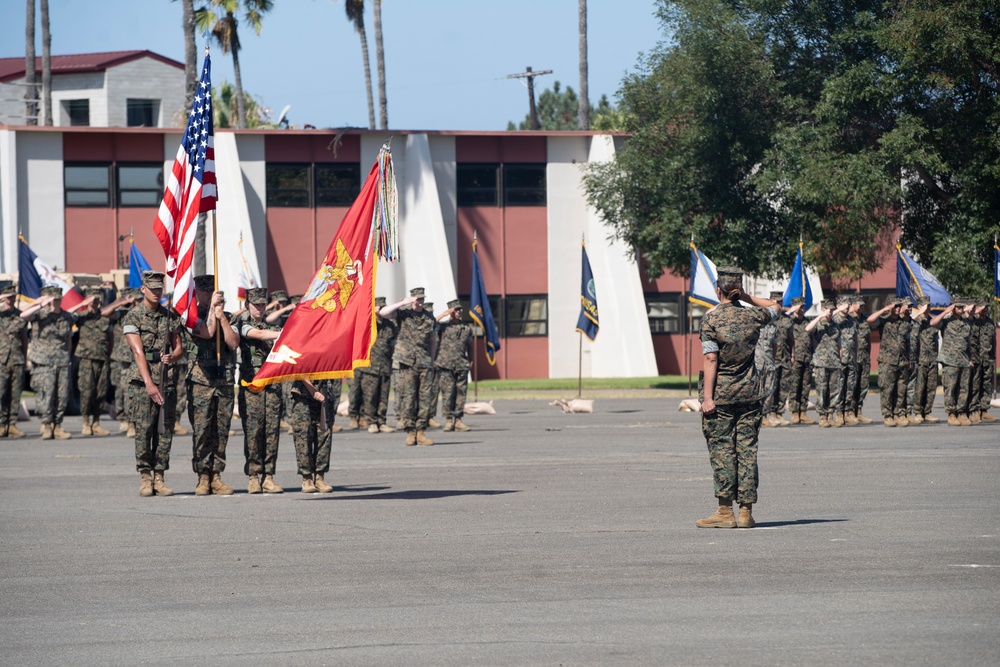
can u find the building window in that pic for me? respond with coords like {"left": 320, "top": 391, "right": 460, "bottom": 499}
{"left": 505, "top": 295, "right": 547, "bottom": 337}
{"left": 646, "top": 295, "right": 681, "bottom": 333}
{"left": 690, "top": 302, "right": 708, "bottom": 333}
{"left": 503, "top": 164, "right": 546, "bottom": 206}
{"left": 64, "top": 99, "right": 90, "bottom": 127}
{"left": 117, "top": 164, "right": 163, "bottom": 207}
{"left": 457, "top": 163, "right": 499, "bottom": 206}
{"left": 315, "top": 164, "right": 361, "bottom": 206}
{"left": 458, "top": 295, "right": 504, "bottom": 338}
{"left": 65, "top": 163, "right": 111, "bottom": 207}
{"left": 266, "top": 164, "right": 311, "bottom": 207}
{"left": 127, "top": 99, "right": 158, "bottom": 127}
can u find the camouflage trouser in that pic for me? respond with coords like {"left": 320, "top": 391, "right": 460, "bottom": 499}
{"left": 346, "top": 376, "right": 363, "bottom": 420}
{"left": 33, "top": 363, "right": 71, "bottom": 425}
{"left": 969, "top": 363, "right": 986, "bottom": 413}
{"left": 188, "top": 382, "right": 233, "bottom": 474}
{"left": 877, "top": 363, "right": 908, "bottom": 417}
{"left": 437, "top": 367, "right": 468, "bottom": 420}
{"left": 398, "top": 365, "right": 434, "bottom": 431}
{"left": 392, "top": 368, "right": 403, "bottom": 419}
{"left": 941, "top": 365, "right": 971, "bottom": 416}
{"left": 0, "top": 362, "right": 24, "bottom": 427}
{"left": 701, "top": 401, "right": 762, "bottom": 505}
{"left": 787, "top": 361, "right": 813, "bottom": 413}
{"left": 174, "top": 361, "right": 189, "bottom": 427}
{"left": 239, "top": 384, "right": 282, "bottom": 477}
{"left": 282, "top": 382, "right": 293, "bottom": 423}
{"left": 759, "top": 367, "right": 776, "bottom": 414}
{"left": 111, "top": 360, "right": 132, "bottom": 422}
{"left": 906, "top": 360, "right": 919, "bottom": 415}
{"left": 979, "top": 363, "right": 994, "bottom": 411}
{"left": 427, "top": 369, "right": 440, "bottom": 419}
{"left": 812, "top": 366, "right": 840, "bottom": 417}
{"left": 129, "top": 381, "right": 176, "bottom": 473}
{"left": 770, "top": 365, "right": 790, "bottom": 415}
{"left": 322, "top": 378, "right": 342, "bottom": 428}
{"left": 76, "top": 357, "right": 109, "bottom": 419}
{"left": 913, "top": 363, "right": 939, "bottom": 416}
{"left": 359, "top": 371, "right": 391, "bottom": 426}
{"left": 291, "top": 392, "right": 331, "bottom": 476}
{"left": 837, "top": 361, "right": 857, "bottom": 413}
{"left": 854, "top": 358, "right": 870, "bottom": 412}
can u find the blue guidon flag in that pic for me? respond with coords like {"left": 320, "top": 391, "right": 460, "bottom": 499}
{"left": 994, "top": 241, "right": 1000, "bottom": 303}
{"left": 469, "top": 237, "right": 501, "bottom": 365}
{"left": 576, "top": 241, "right": 599, "bottom": 341}
{"left": 896, "top": 245, "right": 950, "bottom": 308}
{"left": 688, "top": 242, "right": 719, "bottom": 308}
{"left": 782, "top": 242, "right": 813, "bottom": 310}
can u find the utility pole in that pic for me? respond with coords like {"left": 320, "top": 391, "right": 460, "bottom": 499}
{"left": 506, "top": 66, "right": 552, "bottom": 130}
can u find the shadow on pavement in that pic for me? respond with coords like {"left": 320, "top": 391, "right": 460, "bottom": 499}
{"left": 325, "top": 489, "right": 520, "bottom": 501}
{"left": 754, "top": 518, "right": 849, "bottom": 528}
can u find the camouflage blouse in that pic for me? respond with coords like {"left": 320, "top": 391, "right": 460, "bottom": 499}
{"left": 27, "top": 309, "right": 76, "bottom": 367}
{"left": 791, "top": 316, "right": 814, "bottom": 364}
{"left": 0, "top": 309, "right": 27, "bottom": 366}
{"left": 74, "top": 309, "right": 110, "bottom": 361}
{"left": 392, "top": 308, "right": 436, "bottom": 369}
{"left": 358, "top": 315, "right": 398, "bottom": 376}
{"left": 435, "top": 320, "right": 473, "bottom": 371}
{"left": 121, "top": 302, "right": 182, "bottom": 385}
{"left": 701, "top": 302, "right": 776, "bottom": 405}
{"left": 810, "top": 317, "right": 841, "bottom": 369}
{"left": 937, "top": 315, "right": 970, "bottom": 367}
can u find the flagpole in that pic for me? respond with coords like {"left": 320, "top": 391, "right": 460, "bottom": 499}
{"left": 578, "top": 331, "right": 583, "bottom": 398}
{"left": 213, "top": 211, "right": 221, "bottom": 363}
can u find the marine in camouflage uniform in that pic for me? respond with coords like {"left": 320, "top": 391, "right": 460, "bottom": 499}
{"left": 770, "top": 296, "right": 794, "bottom": 425}
{"left": 321, "top": 378, "right": 343, "bottom": 434}
{"left": 74, "top": 286, "right": 114, "bottom": 436}
{"left": 346, "top": 376, "right": 364, "bottom": 429}
{"left": 109, "top": 288, "right": 140, "bottom": 433}
{"left": 266, "top": 290, "right": 294, "bottom": 433}
{"left": 869, "top": 298, "right": 910, "bottom": 427}
{"left": 424, "top": 302, "right": 442, "bottom": 428}
{"left": 967, "top": 300, "right": 992, "bottom": 423}
{"left": 0, "top": 285, "right": 28, "bottom": 438}
{"left": 754, "top": 300, "right": 777, "bottom": 427}
{"left": 237, "top": 287, "right": 284, "bottom": 494}
{"left": 909, "top": 298, "right": 940, "bottom": 423}
{"left": 24, "top": 286, "right": 77, "bottom": 439}
{"left": 383, "top": 287, "right": 437, "bottom": 446}
{"left": 358, "top": 296, "right": 398, "bottom": 433}
{"left": 123, "top": 271, "right": 183, "bottom": 497}
{"left": 435, "top": 299, "right": 473, "bottom": 432}
{"left": 974, "top": 302, "right": 996, "bottom": 422}
{"left": 806, "top": 299, "right": 842, "bottom": 427}
{"left": 785, "top": 297, "right": 815, "bottom": 424}
{"left": 898, "top": 300, "right": 916, "bottom": 420}
{"left": 186, "top": 275, "right": 240, "bottom": 495}
{"left": 290, "top": 379, "right": 333, "bottom": 493}
{"left": 834, "top": 295, "right": 859, "bottom": 426}
{"left": 696, "top": 267, "right": 778, "bottom": 529}
{"left": 852, "top": 297, "right": 873, "bottom": 423}
{"left": 932, "top": 299, "right": 973, "bottom": 425}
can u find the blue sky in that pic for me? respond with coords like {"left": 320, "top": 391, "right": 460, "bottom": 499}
{"left": 1, "top": 0, "right": 666, "bottom": 130}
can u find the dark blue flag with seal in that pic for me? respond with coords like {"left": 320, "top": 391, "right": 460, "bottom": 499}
{"left": 128, "top": 240, "right": 152, "bottom": 288}
{"left": 576, "top": 242, "right": 599, "bottom": 341}
{"left": 469, "top": 238, "right": 501, "bottom": 365}
{"left": 994, "top": 242, "right": 1000, "bottom": 303}
{"left": 896, "top": 245, "right": 950, "bottom": 308}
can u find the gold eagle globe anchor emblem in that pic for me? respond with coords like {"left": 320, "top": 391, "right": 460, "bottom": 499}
{"left": 305, "top": 238, "right": 364, "bottom": 313}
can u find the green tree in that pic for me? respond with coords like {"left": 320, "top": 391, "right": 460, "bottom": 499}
{"left": 196, "top": 0, "right": 273, "bottom": 130}
{"left": 582, "top": 0, "right": 1000, "bottom": 297}
{"left": 212, "top": 80, "right": 272, "bottom": 128}
{"left": 508, "top": 82, "right": 623, "bottom": 131}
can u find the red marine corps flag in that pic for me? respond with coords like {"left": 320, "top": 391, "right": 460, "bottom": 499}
{"left": 244, "top": 144, "right": 398, "bottom": 390}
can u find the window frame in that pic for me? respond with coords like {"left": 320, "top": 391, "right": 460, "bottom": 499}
{"left": 64, "top": 162, "right": 112, "bottom": 208}
{"left": 645, "top": 293, "right": 683, "bottom": 334}
{"left": 116, "top": 162, "right": 164, "bottom": 208}
{"left": 456, "top": 163, "right": 500, "bottom": 207}
{"left": 266, "top": 163, "right": 313, "bottom": 208}
{"left": 64, "top": 99, "right": 90, "bottom": 127}
{"left": 502, "top": 163, "right": 546, "bottom": 207}
{"left": 126, "top": 98, "right": 159, "bottom": 127}
{"left": 314, "top": 163, "right": 362, "bottom": 206}
{"left": 504, "top": 294, "right": 548, "bottom": 337}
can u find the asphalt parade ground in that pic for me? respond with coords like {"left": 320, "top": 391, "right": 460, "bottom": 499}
{"left": 2, "top": 398, "right": 998, "bottom": 666}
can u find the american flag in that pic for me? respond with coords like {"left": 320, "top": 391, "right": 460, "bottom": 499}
{"left": 153, "top": 52, "right": 217, "bottom": 328}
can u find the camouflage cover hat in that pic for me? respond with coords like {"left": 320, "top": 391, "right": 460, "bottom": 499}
{"left": 246, "top": 287, "right": 268, "bottom": 305}
{"left": 125, "top": 287, "right": 142, "bottom": 299}
{"left": 836, "top": 295, "right": 852, "bottom": 305}
{"left": 0, "top": 285, "right": 16, "bottom": 296}
{"left": 41, "top": 285, "right": 63, "bottom": 298}
{"left": 289, "top": 294, "right": 303, "bottom": 305}
{"left": 142, "top": 271, "right": 165, "bottom": 289}
{"left": 447, "top": 299, "right": 462, "bottom": 310}
{"left": 409, "top": 287, "right": 426, "bottom": 298}
{"left": 85, "top": 286, "right": 104, "bottom": 298}
{"left": 916, "top": 296, "right": 930, "bottom": 306}
{"left": 820, "top": 299, "right": 836, "bottom": 309}
{"left": 715, "top": 267, "right": 743, "bottom": 284}
{"left": 193, "top": 274, "right": 215, "bottom": 292}
{"left": 374, "top": 296, "right": 386, "bottom": 308}
{"left": 851, "top": 295, "right": 865, "bottom": 304}
{"left": 424, "top": 302, "right": 434, "bottom": 312}
{"left": 270, "top": 290, "right": 288, "bottom": 302}
{"left": 790, "top": 296, "right": 805, "bottom": 306}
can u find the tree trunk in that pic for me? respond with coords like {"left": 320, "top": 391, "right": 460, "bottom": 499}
{"left": 359, "top": 27, "right": 375, "bottom": 130}
{"left": 25, "top": 0, "right": 37, "bottom": 126}
{"left": 229, "top": 12, "right": 247, "bottom": 129}
{"left": 374, "top": 0, "right": 387, "bottom": 129}
{"left": 578, "top": 0, "right": 589, "bottom": 130}
{"left": 182, "top": 0, "right": 197, "bottom": 116}
{"left": 40, "top": 0, "right": 51, "bottom": 126}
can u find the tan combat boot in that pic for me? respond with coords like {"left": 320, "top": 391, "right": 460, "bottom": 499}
{"left": 118, "top": 420, "right": 129, "bottom": 434}
{"left": 40, "top": 423, "right": 53, "bottom": 440}
{"left": 262, "top": 475, "right": 284, "bottom": 494}
{"left": 139, "top": 472, "right": 154, "bottom": 497}
{"left": 358, "top": 417, "right": 368, "bottom": 429}
{"left": 968, "top": 411, "right": 981, "bottom": 424}
{"left": 314, "top": 474, "right": 333, "bottom": 493}
{"left": 737, "top": 503, "right": 756, "bottom": 529}
{"left": 152, "top": 472, "right": 173, "bottom": 496}
{"left": 911, "top": 413, "right": 924, "bottom": 425}
{"left": 416, "top": 430, "right": 434, "bottom": 446}
{"left": 247, "top": 476, "right": 262, "bottom": 494}
{"left": 832, "top": 413, "right": 845, "bottom": 428}
{"left": 817, "top": 415, "right": 828, "bottom": 428}
{"left": 923, "top": 414, "right": 940, "bottom": 423}
{"left": 379, "top": 424, "right": 395, "bottom": 433}
{"left": 790, "top": 412, "right": 801, "bottom": 425}
{"left": 894, "top": 415, "right": 909, "bottom": 428}
{"left": 883, "top": 416, "right": 896, "bottom": 427}
{"left": 367, "top": 423, "right": 380, "bottom": 434}
{"left": 405, "top": 430, "right": 416, "bottom": 446}
{"left": 52, "top": 424, "right": 72, "bottom": 439}
{"left": 127, "top": 423, "right": 136, "bottom": 438}
{"left": 799, "top": 411, "right": 816, "bottom": 425}
{"left": 8, "top": 424, "right": 25, "bottom": 438}
{"left": 280, "top": 419, "right": 293, "bottom": 434}
{"left": 906, "top": 413, "right": 920, "bottom": 425}
{"left": 855, "top": 410, "right": 873, "bottom": 424}
{"left": 443, "top": 419, "right": 455, "bottom": 432}
{"left": 349, "top": 417, "right": 359, "bottom": 430}
{"left": 173, "top": 421, "right": 189, "bottom": 435}
{"left": 775, "top": 413, "right": 791, "bottom": 426}
{"left": 947, "top": 413, "right": 960, "bottom": 426}
{"left": 428, "top": 418, "right": 441, "bottom": 429}
{"left": 981, "top": 411, "right": 997, "bottom": 422}
{"left": 695, "top": 500, "right": 736, "bottom": 529}
{"left": 957, "top": 413, "right": 973, "bottom": 426}
{"left": 210, "top": 473, "right": 234, "bottom": 495}
{"left": 194, "top": 473, "right": 211, "bottom": 495}
{"left": 330, "top": 424, "right": 342, "bottom": 433}
{"left": 844, "top": 412, "right": 860, "bottom": 426}
{"left": 81, "top": 416, "right": 93, "bottom": 436}
{"left": 301, "top": 475, "right": 317, "bottom": 494}
{"left": 761, "top": 416, "right": 774, "bottom": 428}
{"left": 91, "top": 419, "right": 110, "bottom": 436}
{"left": 453, "top": 419, "right": 471, "bottom": 432}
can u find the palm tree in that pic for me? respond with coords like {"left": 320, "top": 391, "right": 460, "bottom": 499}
{"left": 578, "top": 0, "right": 589, "bottom": 130}
{"left": 41, "top": 0, "right": 51, "bottom": 125}
{"left": 180, "top": 0, "right": 197, "bottom": 114}
{"left": 25, "top": 0, "right": 37, "bottom": 126}
{"left": 195, "top": 0, "right": 273, "bottom": 129}
{"left": 344, "top": 0, "right": 376, "bottom": 130}
{"left": 373, "top": 0, "right": 387, "bottom": 129}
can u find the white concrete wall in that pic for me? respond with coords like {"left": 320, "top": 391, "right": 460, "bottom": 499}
{"left": 105, "top": 59, "right": 185, "bottom": 127}
{"left": 235, "top": 134, "right": 268, "bottom": 286}
{"left": 429, "top": 136, "right": 457, "bottom": 280}
{"left": 0, "top": 129, "right": 17, "bottom": 272}
{"left": 361, "top": 134, "right": 405, "bottom": 304}
{"left": 0, "top": 81, "right": 34, "bottom": 126}
{"left": 17, "top": 132, "right": 64, "bottom": 268}
{"left": 50, "top": 72, "right": 106, "bottom": 127}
